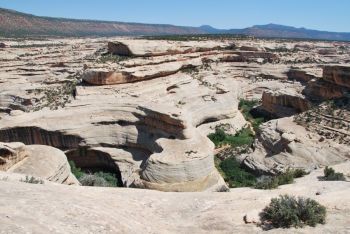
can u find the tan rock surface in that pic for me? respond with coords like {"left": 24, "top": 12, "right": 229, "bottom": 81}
{"left": 0, "top": 163, "right": 349, "bottom": 233}
{"left": 1, "top": 141, "right": 78, "bottom": 185}
{"left": 1, "top": 36, "right": 350, "bottom": 191}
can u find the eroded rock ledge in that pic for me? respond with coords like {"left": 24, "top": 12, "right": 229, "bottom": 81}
{"left": 0, "top": 103, "right": 228, "bottom": 191}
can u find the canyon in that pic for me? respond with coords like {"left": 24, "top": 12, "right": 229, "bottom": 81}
{"left": 0, "top": 34, "right": 349, "bottom": 233}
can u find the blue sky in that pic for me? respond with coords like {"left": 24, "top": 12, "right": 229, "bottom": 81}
{"left": 1, "top": 0, "right": 349, "bottom": 32}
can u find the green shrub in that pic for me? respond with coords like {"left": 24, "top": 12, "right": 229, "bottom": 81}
{"left": 276, "top": 169, "right": 295, "bottom": 185}
{"left": 323, "top": 166, "right": 345, "bottom": 181}
{"left": 238, "top": 99, "right": 269, "bottom": 131}
{"left": 208, "top": 127, "right": 254, "bottom": 148}
{"left": 292, "top": 169, "right": 309, "bottom": 178}
{"left": 69, "top": 161, "right": 120, "bottom": 187}
{"left": 255, "top": 169, "right": 308, "bottom": 190}
{"left": 69, "top": 161, "right": 85, "bottom": 179}
{"left": 93, "top": 171, "right": 119, "bottom": 187}
{"left": 219, "top": 158, "right": 256, "bottom": 187}
{"left": 255, "top": 176, "right": 279, "bottom": 189}
{"left": 79, "top": 174, "right": 109, "bottom": 187}
{"left": 260, "top": 195, "right": 326, "bottom": 228}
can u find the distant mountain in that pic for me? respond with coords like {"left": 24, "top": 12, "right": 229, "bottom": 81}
{"left": 1, "top": 8, "right": 350, "bottom": 41}
{"left": 0, "top": 8, "right": 203, "bottom": 37}
{"left": 230, "top": 24, "right": 350, "bottom": 41}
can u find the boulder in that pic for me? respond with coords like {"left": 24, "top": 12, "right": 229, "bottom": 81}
{"left": 108, "top": 42, "right": 133, "bottom": 56}
{"left": 0, "top": 142, "right": 27, "bottom": 171}
{"left": 1, "top": 142, "right": 78, "bottom": 185}
{"left": 0, "top": 43, "right": 5, "bottom": 48}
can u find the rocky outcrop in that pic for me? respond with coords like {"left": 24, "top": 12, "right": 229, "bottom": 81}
{"left": 241, "top": 118, "right": 349, "bottom": 175}
{"left": 301, "top": 66, "right": 350, "bottom": 100}
{"left": 0, "top": 142, "right": 78, "bottom": 185}
{"left": 0, "top": 42, "right": 5, "bottom": 48}
{"left": 0, "top": 142, "right": 27, "bottom": 171}
{"left": 287, "top": 69, "right": 317, "bottom": 83}
{"left": 0, "top": 102, "right": 228, "bottom": 191}
{"left": 82, "top": 61, "right": 201, "bottom": 85}
{"left": 303, "top": 79, "right": 348, "bottom": 100}
{"left": 261, "top": 89, "right": 311, "bottom": 117}
{"left": 221, "top": 51, "right": 278, "bottom": 63}
{"left": 108, "top": 42, "right": 133, "bottom": 56}
{"left": 322, "top": 65, "right": 350, "bottom": 88}
{"left": 107, "top": 40, "right": 230, "bottom": 57}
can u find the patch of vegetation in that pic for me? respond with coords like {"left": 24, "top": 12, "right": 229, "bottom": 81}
{"left": 260, "top": 195, "right": 326, "bottom": 229}
{"left": 323, "top": 166, "right": 345, "bottom": 181}
{"left": 219, "top": 158, "right": 256, "bottom": 187}
{"left": 254, "top": 169, "right": 309, "bottom": 189}
{"left": 20, "top": 175, "right": 44, "bottom": 184}
{"left": 97, "top": 54, "right": 130, "bottom": 63}
{"left": 208, "top": 127, "right": 254, "bottom": 148}
{"left": 31, "top": 79, "right": 78, "bottom": 111}
{"left": 181, "top": 65, "right": 199, "bottom": 74}
{"left": 239, "top": 99, "right": 269, "bottom": 131}
{"left": 69, "top": 161, "right": 120, "bottom": 187}
{"left": 10, "top": 43, "right": 67, "bottom": 48}
{"left": 69, "top": 161, "right": 85, "bottom": 179}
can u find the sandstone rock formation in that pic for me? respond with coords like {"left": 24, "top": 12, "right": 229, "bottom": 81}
{"left": 0, "top": 36, "right": 349, "bottom": 192}
{"left": 261, "top": 89, "right": 311, "bottom": 117}
{"left": 241, "top": 117, "right": 349, "bottom": 175}
{"left": 0, "top": 142, "right": 78, "bottom": 185}
{"left": 322, "top": 65, "right": 350, "bottom": 88}
{"left": 1, "top": 162, "right": 350, "bottom": 233}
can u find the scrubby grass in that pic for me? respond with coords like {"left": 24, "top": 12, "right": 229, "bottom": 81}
{"left": 20, "top": 176, "right": 44, "bottom": 184}
{"left": 260, "top": 195, "right": 326, "bottom": 228}
{"left": 254, "top": 169, "right": 309, "bottom": 189}
{"left": 208, "top": 127, "right": 254, "bottom": 148}
{"left": 219, "top": 158, "right": 256, "bottom": 187}
{"left": 323, "top": 166, "right": 345, "bottom": 181}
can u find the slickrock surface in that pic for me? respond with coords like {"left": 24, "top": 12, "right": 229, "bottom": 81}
{"left": 242, "top": 117, "right": 349, "bottom": 174}
{"left": 0, "top": 162, "right": 349, "bottom": 233}
{"left": 0, "top": 142, "right": 78, "bottom": 185}
{"left": 0, "top": 36, "right": 350, "bottom": 191}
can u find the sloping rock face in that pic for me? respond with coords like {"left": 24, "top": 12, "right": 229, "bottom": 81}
{"left": 322, "top": 65, "right": 350, "bottom": 88}
{"left": 1, "top": 163, "right": 350, "bottom": 233}
{"left": 242, "top": 118, "right": 349, "bottom": 175}
{"left": 261, "top": 89, "right": 311, "bottom": 117}
{"left": 0, "top": 142, "right": 78, "bottom": 185}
